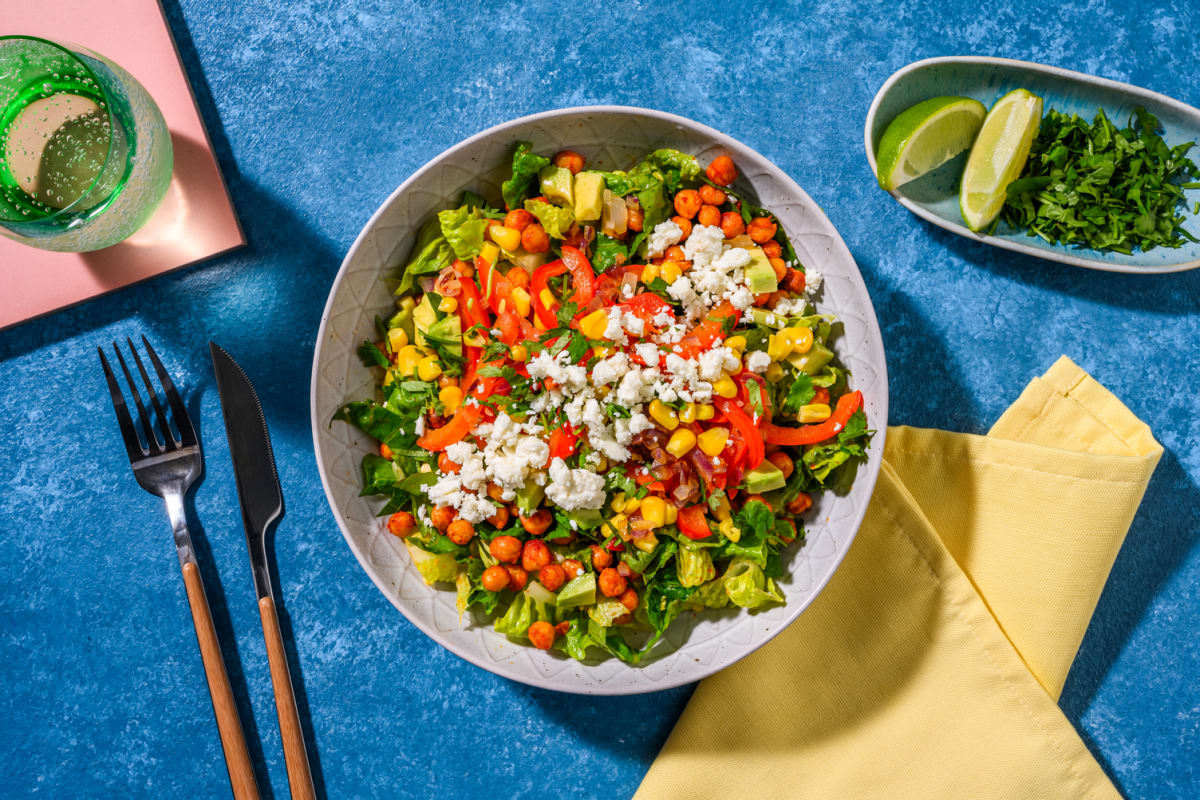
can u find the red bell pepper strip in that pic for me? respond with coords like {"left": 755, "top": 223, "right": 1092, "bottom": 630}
{"left": 620, "top": 292, "right": 673, "bottom": 330}
{"left": 735, "top": 372, "right": 771, "bottom": 424}
{"left": 530, "top": 259, "right": 566, "bottom": 328}
{"left": 678, "top": 504, "right": 714, "bottom": 540}
{"left": 547, "top": 426, "right": 578, "bottom": 463}
{"left": 495, "top": 310, "right": 522, "bottom": 345}
{"left": 677, "top": 302, "right": 738, "bottom": 357}
{"left": 560, "top": 245, "right": 596, "bottom": 305}
{"left": 761, "top": 390, "right": 863, "bottom": 446}
{"left": 812, "top": 386, "right": 830, "bottom": 406}
{"left": 714, "top": 397, "right": 764, "bottom": 469}
{"left": 416, "top": 404, "right": 482, "bottom": 452}
{"left": 458, "top": 276, "right": 490, "bottom": 332}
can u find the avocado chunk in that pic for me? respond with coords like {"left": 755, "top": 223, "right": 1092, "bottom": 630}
{"left": 557, "top": 573, "right": 596, "bottom": 610}
{"left": 514, "top": 481, "right": 545, "bottom": 514}
{"left": 744, "top": 246, "right": 779, "bottom": 294}
{"left": 573, "top": 171, "right": 605, "bottom": 222}
{"left": 788, "top": 341, "right": 834, "bottom": 375}
{"left": 387, "top": 305, "right": 416, "bottom": 342}
{"left": 539, "top": 165, "right": 574, "bottom": 207}
{"left": 747, "top": 307, "right": 789, "bottom": 329}
{"left": 425, "top": 315, "right": 463, "bottom": 357}
{"left": 566, "top": 508, "right": 604, "bottom": 530}
{"left": 744, "top": 460, "right": 786, "bottom": 493}
{"left": 412, "top": 295, "right": 437, "bottom": 347}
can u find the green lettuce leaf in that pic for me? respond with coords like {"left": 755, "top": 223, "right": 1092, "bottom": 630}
{"left": 437, "top": 206, "right": 488, "bottom": 259}
{"left": 404, "top": 541, "right": 460, "bottom": 585}
{"left": 722, "top": 558, "right": 785, "bottom": 608}
{"left": 501, "top": 142, "right": 551, "bottom": 210}
{"left": 802, "top": 409, "right": 871, "bottom": 486}
{"left": 593, "top": 233, "right": 628, "bottom": 271}
{"left": 494, "top": 592, "right": 535, "bottom": 638}
{"left": 396, "top": 217, "right": 454, "bottom": 296}
{"left": 689, "top": 575, "right": 732, "bottom": 609}
{"left": 676, "top": 543, "right": 715, "bottom": 588}
{"left": 779, "top": 372, "right": 815, "bottom": 417}
{"left": 525, "top": 198, "right": 575, "bottom": 238}
{"left": 587, "top": 599, "right": 630, "bottom": 627}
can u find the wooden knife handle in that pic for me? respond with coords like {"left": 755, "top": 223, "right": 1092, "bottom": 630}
{"left": 259, "top": 596, "right": 316, "bottom": 800}
{"left": 181, "top": 561, "right": 261, "bottom": 800}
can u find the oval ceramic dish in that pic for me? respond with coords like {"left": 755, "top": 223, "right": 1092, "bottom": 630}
{"left": 865, "top": 56, "right": 1200, "bottom": 273}
{"left": 312, "top": 106, "right": 888, "bottom": 694}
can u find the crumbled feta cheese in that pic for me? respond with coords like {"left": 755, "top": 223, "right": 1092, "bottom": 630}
{"left": 592, "top": 352, "right": 630, "bottom": 386}
{"left": 544, "top": 458, "right": 605, "bottom": 510}
{"left": 746, "top": 350, "right": 771, "bottom": 373}
{"left": 603, "top": 306, "right": 629, "bottom": 344}
{"left": 729, "top": 285, "right": 754, "bottom": 309}
{"left": 646, "top": 219, "right": 684, "bottom": 257}
{"left": 804, "top": 268, "right": 823, "bottom": 294}
{"left": 635, "top": 342, "right": 660, "bottom": 366}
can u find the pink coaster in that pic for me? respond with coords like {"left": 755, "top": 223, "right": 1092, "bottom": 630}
{"left": 0, "top": 0, "right": 244, "bottom": 329}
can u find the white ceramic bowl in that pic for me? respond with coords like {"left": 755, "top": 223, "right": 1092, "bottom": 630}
{"left": 311, "top": 106, "right": 888, "bottom": 694}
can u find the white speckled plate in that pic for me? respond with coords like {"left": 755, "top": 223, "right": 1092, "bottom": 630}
{"left": 311, "top": 106, "right": 888, "bottom": 694}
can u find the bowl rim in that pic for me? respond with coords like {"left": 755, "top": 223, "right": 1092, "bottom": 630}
{"left": 310, "top": 104, "right": 888, "bottom": 693}
{"left": 863, "top": 55, "right": 1200, "bottom": 274}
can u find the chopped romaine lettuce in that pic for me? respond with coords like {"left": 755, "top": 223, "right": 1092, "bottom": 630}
{"left": 437, "top": 205, "right": 488, "bottom": 259}
{"left": 524, "top": 198, "right": 574, "bottom": 238}
{"left": 501, "top": 142, "right": 551, "bottom": 210}
{"left": 405, "top": 541, "right": 460, "bottom": 585}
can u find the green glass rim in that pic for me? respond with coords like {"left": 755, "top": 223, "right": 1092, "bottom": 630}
{"left": 0, "top": 34, "right": 125, "bottom": 224}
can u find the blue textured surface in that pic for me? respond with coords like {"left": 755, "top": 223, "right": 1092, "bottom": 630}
{"left": 1, "top": 1, "right": 1198, "bottom": 798}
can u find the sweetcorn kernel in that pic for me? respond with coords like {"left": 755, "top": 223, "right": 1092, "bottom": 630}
{"left": 510, "top": 344, "right": 529, "bottom": 362}
{"left": 765, "top": 362, "right": 784, "bottom": 383}
{"left": 633, "top": 532, "right": 659, "bottom": 553}
{"left": 697, "top": 427, "right": 729, "bottom": 457}
{"left": 579, "top": 308, "right": 609, "bottom": 339}
{"left": 660, "top": 261, "right": 683, "bottom": 285}
{"left": 510, "top": 287, "right": 532, "bottom": 317}
{"left": 641, "top": 263, "right": 661, "bottom": 284}
{"left": 712, "top": 376, "right": 738, "bottom": 398}
{"left": 696, "top": 404, "right": 715, "bottom": 421}
{"left": 438, "top": 296, "right": 458, "bottom": 313}
{"left": 678, "top": 402, "right": 697, "bottom": 424}
{"left": 439, "top": 386, "right": 464, "bottom": 413}
{"left": 798, "top": 403, "right": 832, "bottom": 423}
{"left": 479, "top": 241, "right": 501, "bottom": 267}
{"left": 664, "top": 502, "right": 678, "bottom": 525}
{"left": 724, "top": 335, "right": 747, "bottom": 352}
{"left": 666, "top": 429, "right": 697, "bottom": 458}
{"left": 640, "top": 496, "right": 667, "bottom": 528}
{"left": 488, "top": 225, "right": 521, "bottom": 251}
{"left": 610, "top": 492, "right": 627, "bottom": 513}
{"left": 416, "top": 356, "right": 443, "bottom": 381}
{"left": 386, "top": 327, "right": 409, "bottom": 352}
{"left": 648, "top": 399, "right": 679, "bottom": 430}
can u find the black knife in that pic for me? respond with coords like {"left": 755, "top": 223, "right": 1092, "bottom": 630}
{"left": 211, "top": 343, "right": 316, "bottom": 800}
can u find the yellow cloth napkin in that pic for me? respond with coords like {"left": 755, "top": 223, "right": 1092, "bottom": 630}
{"left": 636, "top": 357, "right": 1161, "bottom": 800}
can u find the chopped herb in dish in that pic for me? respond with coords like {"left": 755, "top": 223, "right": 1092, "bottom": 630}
{"left": 1002, "top": 106, "right": 1200, "bottom": 253}
{"left": 335, "top": 146, "right": 871, "bottom": 664}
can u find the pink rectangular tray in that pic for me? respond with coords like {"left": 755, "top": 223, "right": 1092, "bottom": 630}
{"left": 0, "top": 0, "right": 244, "bottom": 329}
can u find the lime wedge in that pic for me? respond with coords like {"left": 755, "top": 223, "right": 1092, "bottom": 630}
{"left": 875, "top": 96, "right": 987, "bottom": 191}
{"left": 959, "top": 89, "right": 1043, "bottom": 231}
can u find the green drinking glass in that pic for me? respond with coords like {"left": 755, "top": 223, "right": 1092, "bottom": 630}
{"left": 0, "top": 35, "right": 173, "bottom": 252}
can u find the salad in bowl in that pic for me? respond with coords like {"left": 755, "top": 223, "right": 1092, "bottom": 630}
{"left": 334, "top": 143, "right": 871, "bottom": 664}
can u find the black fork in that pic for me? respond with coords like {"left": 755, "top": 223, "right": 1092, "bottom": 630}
{"left": 98, "top": 337, "right": 261, "bottom": 800}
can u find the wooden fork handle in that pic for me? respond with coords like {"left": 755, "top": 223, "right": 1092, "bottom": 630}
{"left": 259, "top": 596, "right": 316, "bottom": 800}
{"left": 181, "top": 561, "right": 260, "bottom": 800}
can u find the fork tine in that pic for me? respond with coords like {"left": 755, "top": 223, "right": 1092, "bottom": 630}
{"left": 98, "top": 347, "right": 146, "bottom": 462}
{"left": 126, "top": 337, "right": 178, "bottom": 452}
{"left": 113, "top": 342, "right": 162, "bottom": 456}
{"left": 141, "top": 336, "right": 197, "bottom": 447}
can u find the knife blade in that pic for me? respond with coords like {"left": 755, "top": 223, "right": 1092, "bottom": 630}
{"left": 210, "top": 342, "right": 316, "bottom": 800}
{"left": 210, "top": 342, "right": 281, "bottom": 600}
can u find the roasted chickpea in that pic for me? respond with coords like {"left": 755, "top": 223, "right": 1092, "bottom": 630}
{"left": 481, "top": 565, "right": 510, "bottom": 592}
{"left": 627, "top": 207, "right": 645, "bottom": 232}
{"left": 783, "top": 268, "right": 806, "bottom": 294}
{"left": 446, "top": 519, "right": 475, "bottom": 545}
{"left": 430, "top": 505, "right": 456, "bottom": 531}
{"left": 719, "top": 211, "right": 745, "bottom": 238}
{"left": 548, "top": 533, "right": 575, "bottom": 546}
{"left": 538, "top": 564, "right": 566, "bottom": 592}
{"left": 612, "top": 613, "right": 633, "bottom": 626}
{"left": 672, "top": 189, "right": 702, "bottom": 219}
{"left": 698, "top": 184, "right": 727, "bottom": 205}
{"left": 527, "top": 620, "right": 556, "bottom": 650}
{"left": 742, "top": 495, "right": 772, "bottom": 511}
{"left": 753, "top": 292, "right": 772, "bottom": 307}
{"left": 554, "top": 620, "right": 570, "bottom": 636}
{"left": 769, "top": 256, "right": 788, "bottom": 282}
{"left": 487, "top": 504, "right": 510, "bottom": 529}
{"left": 705, "top": 155, "right": 738, "bottom": 186}
{"left": 618, "top": 587, "right": 639, "bottom": 612}
{"left": 590, "top": 544, "right": 613, "bottom": 570}
{"left": 521, "top": 539, "right": 552, "bottom": 572}
{"left": 521, "top": 223, "right": 550, "bottom": 253}
{"left": 747, "top": 216, "right": 778, "bottom": 244}
{"left": 485, "top": 483, "right": 505, "bottom": 502}
{"left": 386, "top": 511, "right": 415, "bottom": 538}
{"left": 520, "top": 508, "right": 553, "bottom": 536}
{"left": 767, "top": 451, "right": 795, "bottom": 479}
{"left": 437, "top": 452, "right": 461, "bottom": 474}
{"left": 561, "top": 558, "right": 584, "bottom": 579}
{"left": 697, "top": 204, "right": 721, "bottom": 227}
{"left": 664, "top": 244, "right": 687, "bottom": 262}
{"left": 553, "top": 149, "right": 585, "bottom": 174}
{"left": 779, "top": 519, "right": 799, "bottom": 543}
{"left": 489, "top": 535, "right": 522, "bottom": 564}
{"left": 671, "top": 215, "right": 692, "bottom": 240}
{"left": 787, "top": 493, "right": 813, "bottom": 515}
{"left": 766, "top": 290, "right": 789, "bottom": 309}
{"left": 504, "top": 208, "right": 535, "bottom": 232}
{"left": 598, "top": 567, "right": 628, "bottom": 598}
{"left": 505, "top": 267, "right": 530, "bottom": 290}
{"left": 504, "top": 564, "right": 529, "bottom": 591}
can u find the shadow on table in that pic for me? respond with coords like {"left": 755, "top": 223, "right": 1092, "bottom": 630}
{"left": 920, "top": 219, "right": 1200, "bottom": 315}
{"left": 1060, "top": 445, "right": 1200, "bottom": 790}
